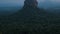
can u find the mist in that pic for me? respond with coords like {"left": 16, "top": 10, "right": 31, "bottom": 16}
{"left": 0, "top": 0, "right": 60, "bottom": 8}
{"left": 0, "top": 0, "right": 60, "bottom": 15}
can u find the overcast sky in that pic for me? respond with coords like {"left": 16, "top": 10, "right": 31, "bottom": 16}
{"left": 0, "top": 0, "right": 60, "bottom": 4}
{"left": 0, "top": 0, "right": 60, "bottom": 7}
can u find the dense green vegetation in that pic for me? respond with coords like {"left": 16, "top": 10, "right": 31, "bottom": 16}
{"left": 0, "top": 7, "right": 60, "bottom": 34}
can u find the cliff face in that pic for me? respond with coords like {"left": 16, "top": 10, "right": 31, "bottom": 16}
{"left": 23, "top": 0, "right": 38, "bottom": 8}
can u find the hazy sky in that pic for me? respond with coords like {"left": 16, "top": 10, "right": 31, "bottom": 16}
{"left": 0, "top": 0, "right": 60, "bottom": 7}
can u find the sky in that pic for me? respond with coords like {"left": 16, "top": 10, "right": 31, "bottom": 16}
{"left": 0, "top": 0, "right": 60, "bottom": 8}
{"left": 0, "top": 0, "right": 24, "bottom": 7}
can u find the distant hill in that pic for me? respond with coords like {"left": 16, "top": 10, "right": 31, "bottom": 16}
{"left": 0, "top": 7, "right": 22, "bottom": 16}
{"left": 46, "top": 7, "right": 60, "bottom": 16}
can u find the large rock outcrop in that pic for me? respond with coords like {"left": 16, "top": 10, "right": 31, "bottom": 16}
{"left": 1, "top": 0, "right": 59, "bottom": 24}
{"left": 23, "top": 0, "right": 38, "bottom": 8}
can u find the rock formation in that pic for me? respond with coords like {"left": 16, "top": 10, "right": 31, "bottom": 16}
{"left": 23, "top": 0, "right": 38, "bottom": 8}
{"left": 7, "top": 0, "right": 57, "bottom": 23}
